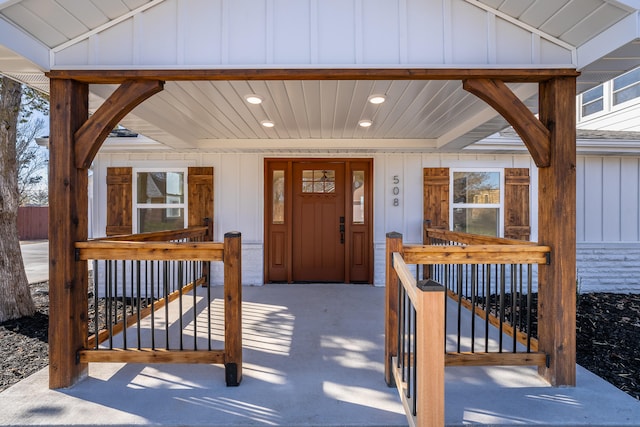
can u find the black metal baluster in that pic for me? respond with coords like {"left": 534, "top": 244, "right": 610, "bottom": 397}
{"left": 94, "top": 260, "right": 99, "bottom": 350}
{"left": 122, "top": 260, "right": 127, "bottom": 350}
{"left": 136, "top": 260, "right": 141, "bottom": 350}
{"left": 527, "top": 265, "right": 533, "bottom": 352}
{"left": 499, "top": 264, "right": 506, "bottom": 352}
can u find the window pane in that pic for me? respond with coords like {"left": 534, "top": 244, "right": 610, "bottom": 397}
{"left": 352, "top": 171, "right": 365, "bottom": 224}
{"left": 302, "top": 169, "right": 335, "bottom": 193}
{"left": 453, "top": 208, "right": 499, "bottom": 236}
{"left": 138, "top": 208, "right": 185, "bottom": 233}
{"left": 613, "top": 82, "right": 640, "bottom": 105}
{"left": 582, "top": 85, "right": 603, "bottom": 103}
{"left": 582, "top": 99, "right": 604, "bottom": 116}
{"left": 273, "top": 170, "right": 285, "bottom": 224}
{"left": 613, "top": 68, "right": 640, "bottom": 91}
{"left": 137, "top": 172, "right": 184, "bottom": 204}
{"left": 453, "top": 172, "right": 500, "bottom": 204}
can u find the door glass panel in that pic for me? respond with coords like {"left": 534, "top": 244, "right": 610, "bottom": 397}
{"left": 273, "top": 170, "right": 285, "bottom": 224}
{"left": 302, "top": 169, "right": 335, "bottom": 193}
{"left": 352, "top": 170, "right": 365, "bottom": 224}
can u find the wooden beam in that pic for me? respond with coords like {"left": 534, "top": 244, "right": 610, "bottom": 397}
{"left": 75, "top": 241, "right": 224, "bottom": 261}
{"left": 79, "top": 349, "right": 225, "bottom": 364}
{"left": 46, "top": 68, "right": 579, "bottom": 84}
{"left": 402, "top": 244, "right": 550, "bottom": 265}
{"left": 74, "top": 79, "right": 164, "bottom": 169}
{"left": 463, "top": 78, "right": 551, "bottom": 167}
{"left": 445, "top": 352, "right": 547, "bottom": 367}
{"left": 48, "top": 79, "right": 89, "bottom": 389}
{"left": 537, "top": 76, "right": 577, "bottom": 386}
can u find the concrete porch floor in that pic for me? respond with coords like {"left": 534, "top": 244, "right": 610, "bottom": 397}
{"left": 1, "top": 283, "right": 639, "bottom": 426}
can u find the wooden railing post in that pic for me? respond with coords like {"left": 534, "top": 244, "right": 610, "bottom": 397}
{"left": 385, "top": 232, "right": 403, "bottom": 386}
{"left": 224, "top": 231, "right": 242, "bottom": 386}
{"left": 416, "top": 280, "right": 445, "bottom": 427}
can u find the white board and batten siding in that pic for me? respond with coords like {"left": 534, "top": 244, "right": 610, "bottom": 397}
{"left": 577, "top": 156, "right": 640, "bottom": 292}
{"left": 53, "top": 0, "right": 573, "bottom": 69}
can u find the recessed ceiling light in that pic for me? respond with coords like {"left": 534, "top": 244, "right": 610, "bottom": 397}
{"left": 368, "top": 94, "right": 386, "bottom": 104}
{"left": 245, "top": 94, "right": 263, "bottom": 104}
{"left": 358, "top": 119, "right": 373, "bottom": 128}
{"left": 261, "top": 120, "right": 275, "bottom": 128}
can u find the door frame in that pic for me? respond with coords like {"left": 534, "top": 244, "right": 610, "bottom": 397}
{"left": 264, "top": 158, "right": 373, "bottom": 284}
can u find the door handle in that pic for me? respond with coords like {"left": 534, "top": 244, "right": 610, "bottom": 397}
{"left": 339, "top": 223, "right": 345, "bottom": 244}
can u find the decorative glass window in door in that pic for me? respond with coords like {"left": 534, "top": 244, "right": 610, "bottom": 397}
{"left": 302, "top": 169, "right": 335, "bottom": 193}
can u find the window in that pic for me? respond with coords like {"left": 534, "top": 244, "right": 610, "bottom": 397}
{"left": 613, "top": 67, "right": 640, "bottom": 106}
{"left": 451, "top": 170, "right": 503, "bottom": 237}
{"left": 581, "top": 85, "right": 604, "bottom": 117}
{"left": 301, "top": 169, "right": 335, "bottom": 193}
{"left": 352, "top": 170, "right": 365, "bottom": 224}
{"left": 272, "top": 170, "right": 285, "bottom": 224}
{"left": 134, "top": 169, "right": 187, "bottom": 233}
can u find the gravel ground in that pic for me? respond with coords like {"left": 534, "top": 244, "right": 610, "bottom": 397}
{"left": 1, "top": 282, "right": 639, "bottom": 400}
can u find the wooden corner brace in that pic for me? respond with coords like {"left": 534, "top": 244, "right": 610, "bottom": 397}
{"left": 74, "top": 79, "right": 164, "bottom": 169}
{"left": 463, "top": 78, "right": 551, "bottom": 168}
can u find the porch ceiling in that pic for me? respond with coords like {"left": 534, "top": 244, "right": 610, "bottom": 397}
{"left": 1, "top": 0, "right": 640, "bottom": 152}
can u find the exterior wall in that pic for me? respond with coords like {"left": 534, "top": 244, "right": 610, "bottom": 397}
{"left": 576, "top": 156, "right": 640, "bottom": 292}
{"left": 93, "top": 151, "right": 640, "bottom": 292}
{"left": 54, "top": 0, "right": 574, "bottom": 69}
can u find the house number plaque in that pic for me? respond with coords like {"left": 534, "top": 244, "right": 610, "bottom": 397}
{"left": 392, "top": 175, "right": 400, "bottom": 207}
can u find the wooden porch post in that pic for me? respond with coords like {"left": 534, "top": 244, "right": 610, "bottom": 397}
{"left": 224, "top": 231, "right": 242, "bottom": 386}
{"left": 48, "top": 78, "right": 89, "bottom": 388}
{"left": 385, "top": 232, "right": 403, "bottom": 386}
{"left": 537, "top": 76, "right": 577, "bottom": 386}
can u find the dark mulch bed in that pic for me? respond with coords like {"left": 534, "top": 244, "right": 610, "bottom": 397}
{"left": 1, "top": 283, "right": 639, "bottom": 400}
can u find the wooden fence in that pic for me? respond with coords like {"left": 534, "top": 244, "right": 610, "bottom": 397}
{"left": 18, "top": 206, "right": 48, "bottom": 240}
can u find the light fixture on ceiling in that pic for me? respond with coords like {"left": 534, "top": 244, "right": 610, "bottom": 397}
{"left": 245, "top": 94, "right": 263, "bottom": 104}
{"left": 368, "top": 94, "right": 386, "bottom": 104}
{"left": 358, "top": 119, "right": 373, "bottom": 128}
{"left": 261, "top": 120, "right": 275, "bottom": 128}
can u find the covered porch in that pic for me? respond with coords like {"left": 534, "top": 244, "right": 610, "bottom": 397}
{"left": 1, "top": 283, "right": 639, "bottom": 426}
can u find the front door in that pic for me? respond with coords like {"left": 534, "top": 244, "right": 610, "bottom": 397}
{"left": 264, "top": 158, "right": 373, "bottom": 283}
{"left": 292, "top": 162, "right": 345, "bottom": 282}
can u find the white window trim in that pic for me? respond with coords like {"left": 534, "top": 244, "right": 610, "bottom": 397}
{"left": 449, "top": 168, "right": 504, "bottom": 237}
{"left": 132, "top": 167, "right": 189, "bottom": 233}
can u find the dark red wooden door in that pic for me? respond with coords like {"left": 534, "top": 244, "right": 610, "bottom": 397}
{"left": 292, "top": 162, "right": 345, "bottom": 282}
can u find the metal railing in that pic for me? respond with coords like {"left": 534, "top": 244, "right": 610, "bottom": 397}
{"left": 75, "top": 226, "right": 243, "bottom": 386}
{"left": 421, "top": 227, "right": 548, "bottom": 366}
{"left": 385, "top": 230, "right": 552, "bottom": 427}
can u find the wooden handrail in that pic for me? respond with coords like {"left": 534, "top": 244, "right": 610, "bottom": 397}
{"left": 425, "top": 227, "right": 538, "bottom": 246}
{"left": 75, "top": 241, "right": 224, "bottom": 261}
{"left": 92, "top": 226, "right": 209, "bottom": 242}
{"left": 392, "top": 252, "right": 418, "bottom": 303}
{"left": 403, "top": 244, "right": 550, "bottom": 265}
